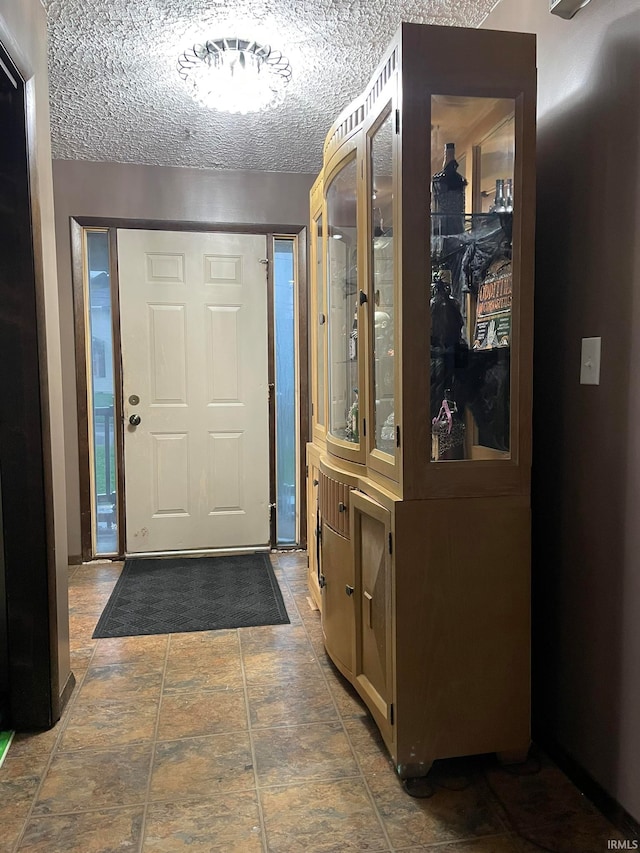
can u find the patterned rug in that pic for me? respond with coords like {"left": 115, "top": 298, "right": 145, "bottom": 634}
{"left": 92, "top": 552, "right": 289, "bottom": 638}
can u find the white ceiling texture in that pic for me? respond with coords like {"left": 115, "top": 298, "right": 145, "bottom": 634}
{"left": 42, "top": 0, "right": 498, "bottom": 174}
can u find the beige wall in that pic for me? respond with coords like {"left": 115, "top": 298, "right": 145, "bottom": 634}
{"left": 484, "top": 0, "right": 640, "bottom": 822}
{"left": 52, "top": 159, "right": 315, "bottom": 558}
{"left": 0, "top": 1, "right": 70, "bottom": 693}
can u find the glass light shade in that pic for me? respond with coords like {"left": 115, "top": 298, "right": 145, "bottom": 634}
{"left": 178, "top": 38, "right": 291, "bottom": 114}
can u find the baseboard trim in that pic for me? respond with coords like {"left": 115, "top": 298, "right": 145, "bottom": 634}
{"left": 58, "top": 671, "right": 76, "bottom": 718}
{"left": 536, "top": 735, "right": 640, "bottom": 839}
{"left": 67, "top": 553, "right": 83, "bottom": 566}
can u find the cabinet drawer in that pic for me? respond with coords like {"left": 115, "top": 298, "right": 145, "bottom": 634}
{"left": 319, "top": 471, "right": 351, "bottom": 538}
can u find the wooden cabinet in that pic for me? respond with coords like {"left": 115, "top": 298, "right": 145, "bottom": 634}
{"left": 306, "top": 21, "right": 536, "bottom": 780}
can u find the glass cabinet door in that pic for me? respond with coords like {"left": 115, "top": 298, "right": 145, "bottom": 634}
{"left": 313, "top": 212, "right": 326, "bottom": 433}
{"left": 429, "top": 94, "right": 515, "bottom": 463}
{"left": 369, "top": 108, "right": 396, "bottom": 458}
{"left": 327, "top": 156, "right": 359, "bottom": 445}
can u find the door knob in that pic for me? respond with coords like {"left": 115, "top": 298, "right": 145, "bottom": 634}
{"left": 129, "top": 414, "right": 141, "bottom": 426}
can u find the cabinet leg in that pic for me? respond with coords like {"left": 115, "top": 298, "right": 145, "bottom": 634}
{"left": 399, "top": 766, "right": 434, "bottom": 799}
{"left": 497, "top": 746, "right": 530, "bottom": 766}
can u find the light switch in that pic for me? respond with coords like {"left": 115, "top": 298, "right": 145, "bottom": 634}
{"left": 580, "top": 337, "right": 601, "bottom": 385}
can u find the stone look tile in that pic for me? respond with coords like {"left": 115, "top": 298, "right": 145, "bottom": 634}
{"left": 368, "top": 768, "right": 505, "bottom": 849}
{"left": 26, "top": 556, "right": 627, "bottom": 853}
{"left": 242, "top": 647, "right": 321, "bottom": 684}
{"left": 277, "top": 587, "right": 302, "bottom": 625}
{"left": 10, "top": 728, "right": 62, "bottom": 757}
{"left": 0, "top": 776, "right": 41, "bottom": 853}
{"left": 157, "top": 689, "right": 248, "bottom": 740}
{"left": 239, "top": 624, "right": 312, "bottom": 654}
{"left": 260, "top": 778, "right": 389, "bottom": 852}
{"left": 485, "top": 761, "right": 599, "bottom": 830}
{"left": 307, "top": 635, "right": 327, "bottom": 662}
{"left": 287, "top": 585, "right": 316, "bottom": 605}
{"left": 70, "top": 645, "right": 96, "bottom": 673}
{"left": 247, "top": 675, "right": 338, "bottom": 728}
{"left": 79, "top": 662, "right": 164, "bottom": 701}
{"left": 0, "top": 751, "right": 50, "bottom": 780}
{"left": 320, "top": 658, "right": 369, "bottom": 720}
{"left": 59, "top": 697, "right": 159, "bottom": 751}
{"left": 167, "top": 629, "right": 239, "bottom": 661}
{"left": 292, "top": 609, "right": 318, "bottom": 634}
{"left": 150, "top": 733, "right": 255, "bottom": 801}
{"left": 286, "top": 575, "right": 310, "bottom": 593}
{"left": 516, "top": 812, "right": 625, "bottom": 853}
{"left": 163, "top": 653, "right": 244, "bottom": 693}
{"left": 143, "top": 794, "right": 263, "bottom": 852}
{"left": 252, "top": 721, "right": 359, "bottom": 787}
{"left": 67, "top": 584, "right": 115, "bottom": 616}
{"left": 343, "top": 717, "right": 395, "bottom": 776}
{"left": 69, "top": 562, "right": 123, "bottom": 586}
{"left": 275, "top": 553, "right": 308, "bottom": 575}
{"left": 163, "top": 631, "right": 243, "bottom": 692}
{"left": 303, "top": 616, "right": 324, "bottom": 641}
{"left": 399, "top": 835, "right": 521, "bottom": 852}
{"left": 68, "top": 615, "right": 102, "bottom": 650}
{"left": 33, "top": 744, "right": 152, "bottom": 814}
{"left": 17, "top": 807, "right": 144, "bottom": 852}
{"left": 91, "top": 634, "right": 169, "bottom": 666}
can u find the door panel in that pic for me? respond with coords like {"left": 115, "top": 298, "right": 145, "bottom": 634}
{"left": 321, "top": 522, "right": 354, "bottom": 675}
{"left": 360, "top": 513, "right": 388, "bottom": 698}
{"left": 351, "top": 490, "right": 393, "bottom": 732}
{"left": 118, "top": 229, "right": 270, "bottom": 553}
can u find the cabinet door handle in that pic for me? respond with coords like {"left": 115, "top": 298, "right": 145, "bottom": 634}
{"left": 338, "top": 501, "right": 346, "bottom": 513}
{"left": 364, "top": 591, "right": 373, "bottom": 628}
{"left": 345, "top": 584, "right": 354, "bottom": 597}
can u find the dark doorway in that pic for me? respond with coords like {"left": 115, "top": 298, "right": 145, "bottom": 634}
{"left": 0, "top": 43, "right": 57, "bottom": 729}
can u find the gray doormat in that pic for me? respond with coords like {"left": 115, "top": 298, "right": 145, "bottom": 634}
{"left": 92, "top": 552, "right": 289, "bottom": 638}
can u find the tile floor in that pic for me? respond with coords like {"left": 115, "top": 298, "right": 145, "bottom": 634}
{"left": 0, "top": 551, "right": 629, "bottom": 852}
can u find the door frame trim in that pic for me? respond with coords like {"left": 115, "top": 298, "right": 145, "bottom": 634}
{"left": 71, "top": 216, "right": 308, "bottom": 561}
{"left": 0, "top": 37, "right": 63, "bottom": 726}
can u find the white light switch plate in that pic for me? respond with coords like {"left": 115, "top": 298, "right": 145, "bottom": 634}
{"left": 580, "top": 337, "right": 601, "bottom": 385}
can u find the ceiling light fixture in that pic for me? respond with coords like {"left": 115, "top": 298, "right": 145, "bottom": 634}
{"left": 177, "top": 37, "right": 292, "bottom": 114}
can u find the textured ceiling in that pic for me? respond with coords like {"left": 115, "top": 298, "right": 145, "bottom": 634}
{"left": 42, "top": 0, "right": 498, "bottom": 174}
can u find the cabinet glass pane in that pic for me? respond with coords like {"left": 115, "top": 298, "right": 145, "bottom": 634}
{"left": 327, "top": 157, "right": 359, "bottom": 443}
{"left": 430, "top": 95, "right": 515, "bottom": 462}
{"left": 315, "top": 215, "right": 325, "bottom": 427}
{"left": 370, "top": 110, "right": 395, "bottom": 454}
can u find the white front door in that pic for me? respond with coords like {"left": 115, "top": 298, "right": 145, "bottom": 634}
{"left": 117, "top": 229, "right": 270, "bottom": 553}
